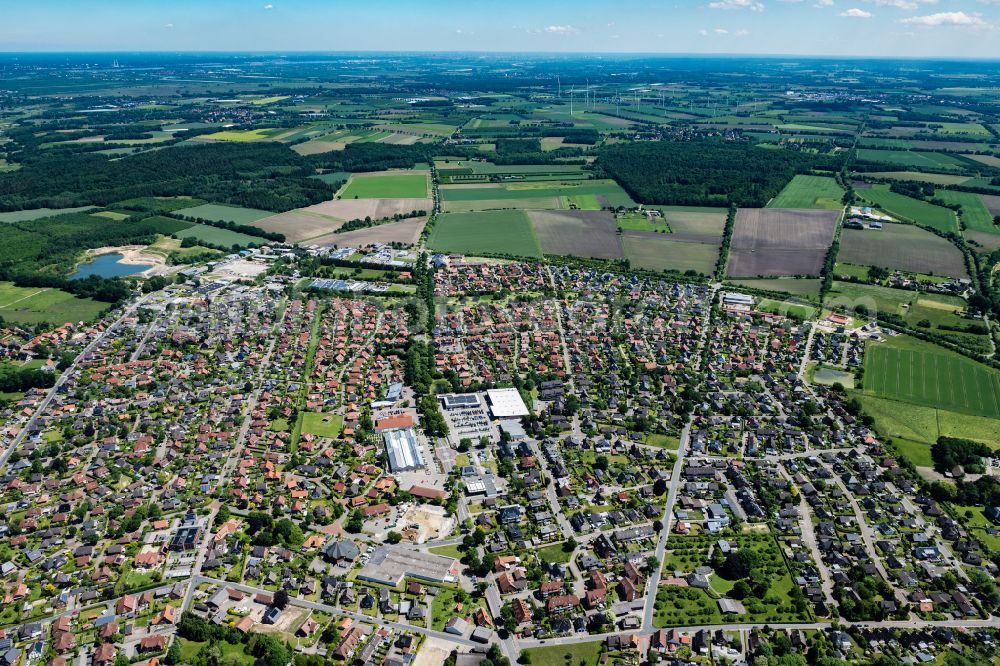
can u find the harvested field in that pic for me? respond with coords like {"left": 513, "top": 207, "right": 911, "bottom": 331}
{"left": 253, "top": 210, "right": 344, "bottom": 243}
{"left": 528, "top": 210, "right": 623, "bottom": 260}
{"left": 981, "top": 194, "right": 1000, "bottom": 217}
{"left": 301, "top": 198, "right": 432, "bottom": 221}
{"left": 622, "top": 233, "right": 719, "bottom": 276}
{"left": 310, "top": 218, "right": 426, "bottom": 247}
{"left": 726, "top": 208, "right": 839, "bottom": 278}
{"left": 838, "top": 224, "right": 968, "bottom": 279}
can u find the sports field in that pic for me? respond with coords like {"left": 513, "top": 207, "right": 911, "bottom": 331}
{"left": 427, "top": 211, "right": 541, "bottom": 258}
{"left": 858, "top": 186, "right": 958, "bottom": 233}
{"left": 864, "top": 336, "right": 1000, "bottom": 418}
{"left": 340, "top": 173, "right": 428, "bottom": 199}
{"left": 767, "top": 175, "right": 844, "bottom": 210}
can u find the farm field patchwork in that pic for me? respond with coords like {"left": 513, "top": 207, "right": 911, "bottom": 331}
{"left": 857, "top": 186, "right": 958, "bottom": 233}
{"left": 837, "top": 224, "right": 968, "bottom": 278}
{"left": 767, "top": 174, "right": 845, "bottom": 210}
{"left": 863, "top": 335, "right": 1000, "bottom": 418}
{"left": 427, "top": 211, "right": 541, "bottom": 258}
{"left": 726, "top": 208, "right": 839, "bottom": 278}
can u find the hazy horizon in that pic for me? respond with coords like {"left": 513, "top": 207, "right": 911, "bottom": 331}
{"left": 1, "top": 0, "right": 999, "bottom": 59}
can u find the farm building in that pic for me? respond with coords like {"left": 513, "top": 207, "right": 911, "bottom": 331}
{"left": 383, "top": 427, "right": 422, "bottom": 472}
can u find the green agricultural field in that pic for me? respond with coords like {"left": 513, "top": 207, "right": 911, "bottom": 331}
{"left": 863, "top": 172, "right": 971, "bottom": 186}
{"left": 826, "top": 281, "right": 916, "bottom": 316}
{"left": 855, "top": 149, "right": 969, "bottom": 170}
{"left": 299, "top": 412, "right": 343, "bottom": 438}
{"left": 0, "top": 282, "right": 106, "bottom": 324}
{"left": 934, "top": 190, "right": 997, "bottom": 234}
{"left": 175, "top": 224, "right": 264, "bottom": 247}
{"left": 0, "top": 206, "right": 96, "bottom": 223}
{"left": 768, "top": 175, "right": 845, "bottom": 210}
{"left": 174, "top": 203, "right": 274, "bottom": 225}
{"left": 858, "top": 186, "right": 958, "bottom": 233}
{"left": 853, "top": 393, "right": 1000, "bottom": 447}
{"left": 863, "top": 336, "right": 1000, "bottom": 418}
{"left": 340, "top": 173, "right": 428, "bottom": 199}
{"left": 427, "top": 211, "right": 542, "bottom": 258}
{"left": 439, "top": 180, "right": 634, "bottom": 208}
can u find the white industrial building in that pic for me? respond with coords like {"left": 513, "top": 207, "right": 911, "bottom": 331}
{"left": 485, "top": 388, "right": 529, "bottom": 418}
{"left": 383, "top": 427, "right": 423, "bottom": 472}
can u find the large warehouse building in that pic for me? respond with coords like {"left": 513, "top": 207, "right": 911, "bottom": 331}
{"left": 383, "top": 427, "right": 423, "bottom": 472}
{"left": 485, "top": 388, "right": 530, "bottom": 419}
{"left": 357, "top": 546, "right": 460, "bottom": 587}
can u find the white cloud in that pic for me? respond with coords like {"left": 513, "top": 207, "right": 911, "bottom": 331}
{"left": 263, "top": 3, "right": 273, "bottom": 8}
{"left": 708, "top": 0, "right": 765, "bottom": 11}
{"left": 841, "top": 8, "right": 873, "bottom": 16}
{"left": 715, "top": 27, "right": 730, "bottom": 33}
{"left": 901, "top": 10, "right": 986, "bottom": 25}
{"left": 814, "top": 0, "right": 834, "bottom": 7}
{"left": 543, "top": 25, "right": 578, "bottom": 34}
{"left": 734, "top": 28, "right": 751, "bottom": 34}
{"left": 164, "top": 23, "right": 174, "bottom": 28}
{"left": 868, "top": 0, "right": 936, "bottom": 9}
{"left": 699, "top": 28, "right": 709, "bottom": 34}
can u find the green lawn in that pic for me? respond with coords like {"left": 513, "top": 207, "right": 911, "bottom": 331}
{"left": 522, "top": 641, "right": 604, "bottom": 666}
{"left": 536, "top": 544, "right": 573, "bottom": 565}
{"left": 340, "top": 173, "right": 428, "bottom": 199}
{"left": 299, "top": 412, "right": 344, "bottom": 438}
{"left": 428, "top": 544, "right": 464, "bottom": 559}
{"left": 178, "top": 639, "right": 254, "bottom": 666}
{"left": 863, "top": 335, "right": 1000, "bottom": 418}
{"left": 0, "top": 282, "right": 106, "bottom": 325}
{"left": 427, "top": 210, "right": 542, "bottom": 258}
{"left": 768, "top": 175, "right": 845, "bottom": 210}
{"left": 858, "top": 186, "right": 958, "bottom": 233}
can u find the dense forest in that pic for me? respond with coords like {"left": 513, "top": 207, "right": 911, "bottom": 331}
{"left": 597, "top": 139, "right": 841, "bottom": 207}
{"left": 0, "top": 143, "right": 332, "bottom": 212}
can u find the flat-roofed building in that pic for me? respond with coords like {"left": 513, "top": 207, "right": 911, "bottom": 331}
{"left": 486, "top": 388, "right": 529, "bottom": 419}
{"left": 383, "top": 427, "right": 422, "bottom": 472}
{"left": 357, "top": 546, "right": 460, "bottom": 587}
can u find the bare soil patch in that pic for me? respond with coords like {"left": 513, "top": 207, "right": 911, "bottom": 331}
{"left": 727, "top": 208, "right": 838, "bottom": 278}
{"left": 302, "top": 198, "right": 432, "bottom": 221}
{"left": 528, "top": 210, "right": 623, "bottom": 259}
{"left": 310, "top": 218, "right": 426, "bottom": 247}
{"left": 253, "top": 210, "right": 344, "bottom": 243}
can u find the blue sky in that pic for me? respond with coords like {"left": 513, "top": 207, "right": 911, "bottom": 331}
{"left": 1, "top": 0, "right": 998, "bottom": 57}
